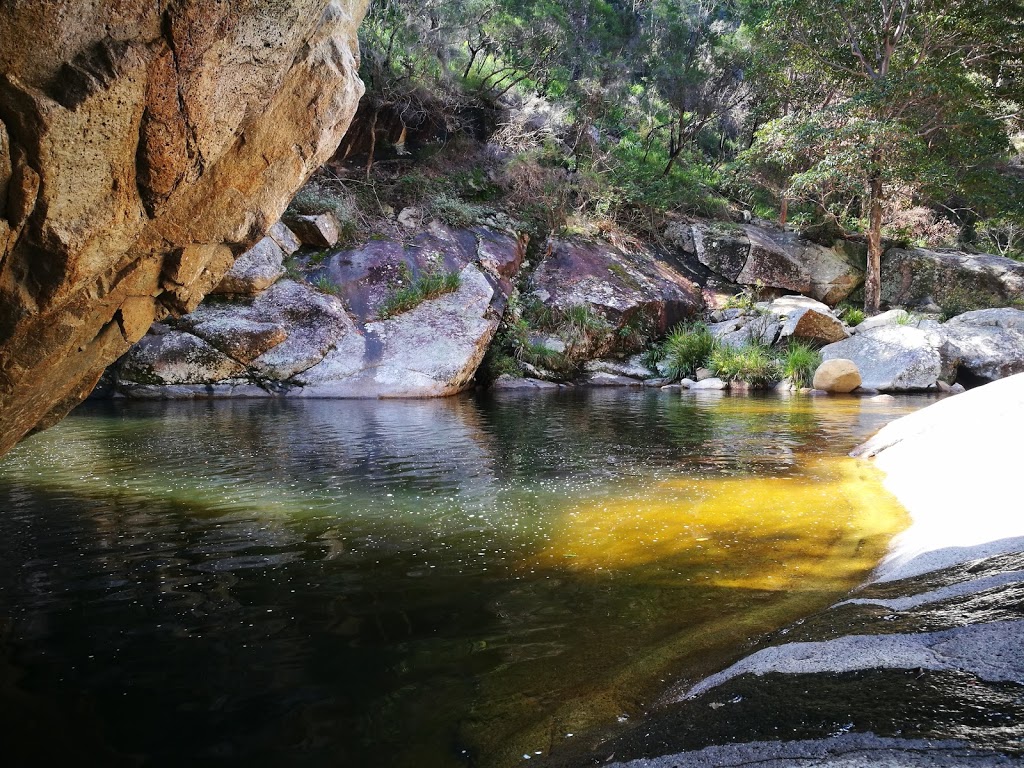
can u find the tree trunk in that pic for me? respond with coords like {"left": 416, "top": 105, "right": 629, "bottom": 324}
{"left": 864, "top": 173, "right": 884, "bottom": 314}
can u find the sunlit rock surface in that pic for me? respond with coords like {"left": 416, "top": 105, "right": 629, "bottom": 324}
{"left": 0, "top": 0, "right": 369, "bottom": 456}
{"left": 106, "top": 226, "right": 524, "bottom": 398}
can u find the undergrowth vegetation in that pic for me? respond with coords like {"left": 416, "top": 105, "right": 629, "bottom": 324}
{"left": 378, "top": 268, "right": 462, "bottom": 319}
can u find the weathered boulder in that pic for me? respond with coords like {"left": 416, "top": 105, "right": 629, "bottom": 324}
{"left": 211, "top": 237, "right": 286, "bottom": 296}
{"left": 942, "top": 308, "right": 1024, "bottom": 385}
{"left": 112, "top": 280, "right": 355, "bottom": 395}
{"left": 855, "top": 309, "right": 919, "bottom": 333}
{"left": 313, "top": 223, "right": 525, "bottom": 322}
{"left": 117, "top": 327, "right": 246, "bottom": 386}
{"left": 530, "top": 237, "right": 704, "bottom": 334}
{"left": 285, "top": 212, "right": 341, "bottom": 248}
{"left": 295, "top": 262, "right": 506, "bottom": 397}
{"left": 268, "top": 222, "right": 302, "bottom": 256}
{"left": 0, "top": 0, "right": 368, "bottom": 456}
{"left": 881, "top": 248, "right": 1024, "bottom": 312}
{"left": 108, "top": 226, "right": 522, "bottom": 399}
{"left": 769, "top": 295, "right": 849, "bottom": 345}
{"left": 820, "top": 325, "right": 949, "bottom": 391}
{"left": 692, "top": 224, "right": 749, "bottom": 281}
{"left": 690, "top": 223, "right": 864, "bottom": 304}
{"left": 812, "top": 359, "right": 861, "bottom": 393}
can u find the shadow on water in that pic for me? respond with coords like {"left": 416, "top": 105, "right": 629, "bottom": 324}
{"left": 0, "top": 390, "right": 931, "bottom": 767}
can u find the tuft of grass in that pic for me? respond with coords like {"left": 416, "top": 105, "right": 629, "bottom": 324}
{"left": 312, "top": 275, "right": 341, "bottom": 296}
{"left": 658, "top": 322, "right": 718, "bottom": 381}
{"left": 427, "top": 193, "right": 490, "bottom": 228}
{"left": 710, "top": 343, "right": 781, "bottom": 388}
{"left": 378, "top": 269, "right": 462, "bottom": 319}
{"left": 560, "top": 304, "right": 611, "bottom": 341}
{"left": 779, "top": 341, "right": 821, "bottom": 389}
{"left": 837, "top": 304, "right": 865, "bottom": 326}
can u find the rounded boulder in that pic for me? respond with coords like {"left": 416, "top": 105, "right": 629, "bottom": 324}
{"left": 813, "top": 359, "right": 862, "bottom": 393}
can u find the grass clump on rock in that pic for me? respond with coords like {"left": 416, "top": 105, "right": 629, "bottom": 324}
{"left": 710, "top": 343, "right": 780, "bottom": 388}
{"left": 658, "top": 322, "right": 718, "bottom": 380}
{"left": 379, "top": 269, "right": 462, "bottom": 319}
{"left": 779, "top": 341, "right": 822, "bottom": 389}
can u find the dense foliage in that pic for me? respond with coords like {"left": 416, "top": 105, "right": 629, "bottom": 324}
{"left": 339, "top": 1, "right": 1022, "bottom": 307}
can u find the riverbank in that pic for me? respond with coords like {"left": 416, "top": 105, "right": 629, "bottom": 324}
{"left": 557, "top": 373, "right": 1024, "bottom": 767}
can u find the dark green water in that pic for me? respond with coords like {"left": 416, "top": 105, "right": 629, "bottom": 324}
{"left": 0, "top": 390, "right": 930, "bottom": 767}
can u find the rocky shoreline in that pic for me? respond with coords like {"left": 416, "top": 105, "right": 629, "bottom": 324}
{"left": 96, "top": 215, "right": 1024, "bottom": 400}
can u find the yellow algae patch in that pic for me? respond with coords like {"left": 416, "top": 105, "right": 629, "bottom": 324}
{"left": 531, "top": 457, "right": 908, "bottom": 593}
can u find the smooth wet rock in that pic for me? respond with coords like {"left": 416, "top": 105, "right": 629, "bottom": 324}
{"left": 492, "top": 375, "right": 559, "bottom": 391}
{"left": 812, "top": 359, "right": 861, "bottom": 393}
{"left": 690, "top": 377, "right": 727, "bottom": 390}
{"left": 582, "top": 372, "right": 644, "bottom": 387}
{"left": 584, "top": 357, "right": 654, "bottom": 380}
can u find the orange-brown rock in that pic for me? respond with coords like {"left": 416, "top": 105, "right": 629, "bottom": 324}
{"left": 0, "top": 0, "right": 369, "bottom": 456}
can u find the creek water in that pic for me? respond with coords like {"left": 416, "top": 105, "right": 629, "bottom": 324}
{"left": 0, "top": 390, "right": 931, "bottom": 767}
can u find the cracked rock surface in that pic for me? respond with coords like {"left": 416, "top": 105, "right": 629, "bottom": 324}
{"left": 0, "top": 0, "right": 368, "bottom": 456}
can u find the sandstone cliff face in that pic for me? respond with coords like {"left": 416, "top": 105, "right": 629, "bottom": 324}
{"left": 0, "top": 0, "right": 368, "bottom": 456}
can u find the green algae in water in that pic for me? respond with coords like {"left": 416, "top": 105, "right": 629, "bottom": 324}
{"left": 0, "top": 391, "right": 922, "bottom": 768}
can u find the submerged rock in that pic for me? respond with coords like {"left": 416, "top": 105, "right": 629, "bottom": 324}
{"left": 587, "top": 374, "right": 1024, "bottom": 768}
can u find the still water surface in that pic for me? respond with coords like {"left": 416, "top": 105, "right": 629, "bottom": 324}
{"left": 0, "top": 390, "right": 929, "bottom": 767}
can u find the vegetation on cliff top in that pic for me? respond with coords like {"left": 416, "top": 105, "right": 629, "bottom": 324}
{"left": 297, "top": 0, "right": 1021, "bottom": 314}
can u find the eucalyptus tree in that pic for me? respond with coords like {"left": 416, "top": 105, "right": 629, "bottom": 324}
{"left": 743, "top": 0, "right": 1017, "bottom": 312}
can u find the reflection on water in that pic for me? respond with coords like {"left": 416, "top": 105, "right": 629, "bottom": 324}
{"left": 0, "top": 390, "right": 928, "bottom": 767}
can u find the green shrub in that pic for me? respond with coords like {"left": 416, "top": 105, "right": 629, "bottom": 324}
{"left": 427, "top": 193, "right": 490, "bottom": 228}
{"left": 710, "top": 343, "right": 781, "bottom": 387}
{"left": 659, "top": 322, "right": 718, "bottom": 380}
{"left": 779, "top": 341, "right": 821, "bottom": 389}
{"left": 837, "top": 304, "right": 865, "bottom": 326}
{"left": 379, "top": 269, "right": 462, "bottom": 319}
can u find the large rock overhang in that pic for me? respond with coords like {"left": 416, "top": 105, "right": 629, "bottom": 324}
{"left": 0, "top": 0, "right": 369, "bottom": 456}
